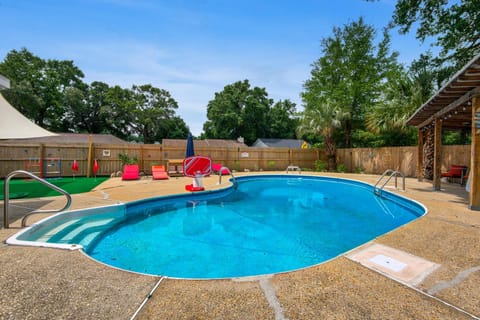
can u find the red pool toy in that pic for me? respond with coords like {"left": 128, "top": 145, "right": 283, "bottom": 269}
{"left": 183, "top": 156, "right": 212, "bottom": 191}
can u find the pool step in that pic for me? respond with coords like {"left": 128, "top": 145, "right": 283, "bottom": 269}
{"left": 38, "top": 218, "right": 116, "bottom": 245}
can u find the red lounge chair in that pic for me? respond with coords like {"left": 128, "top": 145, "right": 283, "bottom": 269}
{"left": 441, "top": 164, "right": 467, "bottom": 183}
{"left": 212, "top": 163, "right": 230, "bottom": 175}
{"left": 122, "top": 164, "right": 139, "bottom": 180}
{"left": 152, "top": 165, "right": 169, "bottom": 180}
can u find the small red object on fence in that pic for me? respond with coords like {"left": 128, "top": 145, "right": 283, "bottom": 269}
{"left": 93, "top": 159, "right": 99, "bottom": 175}
{"left": 71, "top": 160, "right": 79, "bottom": 172}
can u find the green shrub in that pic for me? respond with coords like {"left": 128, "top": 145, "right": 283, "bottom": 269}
{"left": 119, "top": 152, "right": 138, "bottom": 165}
{"left": 314, "top": 160, "right": 326, "bottom": 172}
{"left": 267, "top": 161, "right": 276, "bottom": 170}
{"left": 336, "top": 163, "right": 346, "bottom": 173}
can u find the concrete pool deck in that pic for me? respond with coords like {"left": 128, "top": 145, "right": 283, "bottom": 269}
{"left": 1, "top": 172, "right": 479, "bottom": 319}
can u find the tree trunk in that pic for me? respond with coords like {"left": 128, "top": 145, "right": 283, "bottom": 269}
{"left": 344, "top": 120, "right": 351, "bottom": 148}
{"left": 324, "top": 135, "right": 337, "bottom": 171}
{"left": 327, "top": 155, "right": 337, "bottom": 171}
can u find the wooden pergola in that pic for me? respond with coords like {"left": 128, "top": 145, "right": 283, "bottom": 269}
{"left": 407, "top": 53, "right": 480, "bottom": 210}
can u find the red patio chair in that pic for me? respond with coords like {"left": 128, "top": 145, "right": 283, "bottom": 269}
{"left": 441, "top": 164, "right": 467, "bottom": 183}
{"left": 212, "top": 163, "right": 230, "bottom": 175}
{"left": 152, "top": 165, "right": 169, "bottom": 180}
{"left": 122, "top": 164, "right": 139, "bottom": 180}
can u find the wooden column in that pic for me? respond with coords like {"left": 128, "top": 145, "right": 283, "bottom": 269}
{"left": 469, "top": 96, "right": 480, "bottom": 210}
{"left": 417, "top": 128, "right": 424, "bottom": 181}
{"left": 433, "top": 118, "right": 442, "bottom": 190}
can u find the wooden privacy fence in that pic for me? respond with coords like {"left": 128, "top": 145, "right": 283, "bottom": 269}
{"left": 0, "top": 143, "right": 324, "bottom": 178}
{"left": 336, "top": 145, "right": 471, "bottom": 177}
{"left": 0, "top": 143, "right": 471, "bottom": 178}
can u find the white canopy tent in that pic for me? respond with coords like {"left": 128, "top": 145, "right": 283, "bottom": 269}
{"left": 0, "top": 93, "right": 57, "bottom": 139}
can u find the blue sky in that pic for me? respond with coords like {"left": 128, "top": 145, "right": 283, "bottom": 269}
{"left": 0, "top": 0, "right": 432, "bottom": 136}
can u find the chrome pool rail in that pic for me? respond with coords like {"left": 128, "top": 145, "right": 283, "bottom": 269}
{"left": 218, "top": 167, "right": 237, "bottom": 188}
{"left": 374, "top": 169, "right": 405, "bottom": 196}
{"left": 3, "top": 170, "right": 72, "bottom": 228}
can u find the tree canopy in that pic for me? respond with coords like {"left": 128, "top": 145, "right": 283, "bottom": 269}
{"left": 302, "top": 18, "right": 402, "bottom": 148}
{"left": 391, "top": 0, "right": 480, "bottom": 67}
{"left": 0, "top": 48, "right": 189, "bottom": 142}
{"left": 0, "top": 48, "right": 85, "bottom": 130}
{"left": 203, "top": 80, "right": 298, "bottom": 145}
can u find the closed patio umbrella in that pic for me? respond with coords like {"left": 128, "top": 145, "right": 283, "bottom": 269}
{"left": 185, "top": 133, "right": 195, "bottom": 158}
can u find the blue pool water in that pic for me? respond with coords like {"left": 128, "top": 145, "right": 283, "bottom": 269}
{"left": 12, "top": 175, "right": 426, "bottom": 279}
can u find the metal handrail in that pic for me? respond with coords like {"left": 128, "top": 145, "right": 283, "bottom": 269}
{"left": 218, "top": 167, "right": 237, "bottom": 188}
{"left": 3, "top": 170, "right": 72, "bottom": 228}
{"left": 374, "top": 169, "right": 405, "bottom": 196}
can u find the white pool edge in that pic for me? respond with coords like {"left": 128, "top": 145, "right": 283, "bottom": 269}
{"left": 6, "top": 203, "right": 126, "bottom": 250}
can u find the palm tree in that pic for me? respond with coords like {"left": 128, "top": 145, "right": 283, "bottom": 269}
{"left": 297, "top": 102, "right": 349, "bottom": 171}
{"left": 366, "top": 73, "right": 423, "bottom": 134}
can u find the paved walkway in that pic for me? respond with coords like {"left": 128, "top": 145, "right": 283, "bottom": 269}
{"left": 1, "top": 172, "right": 479, "bottom": 319}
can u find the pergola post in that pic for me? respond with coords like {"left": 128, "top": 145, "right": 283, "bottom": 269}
{"left": 469, "top": 96, "right": 480, "bottom": 210}
{"left": 417, "top": 128, "right": 423, "bottom": 181}
{"left": 433, "top": 118, "right": 442, "bottom": 191}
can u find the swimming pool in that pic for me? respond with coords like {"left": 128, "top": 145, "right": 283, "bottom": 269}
{"left": 8, "top": 175, "right": 426, "bottom": 279}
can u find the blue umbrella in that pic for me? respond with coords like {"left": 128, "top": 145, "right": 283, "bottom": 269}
{"left": 185, "top": 133, "right": 195, "bottom": 158}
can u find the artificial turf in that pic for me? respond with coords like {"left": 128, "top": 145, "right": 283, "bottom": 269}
{"left": 0, "top": 176, "right": 109, "bottom": 199}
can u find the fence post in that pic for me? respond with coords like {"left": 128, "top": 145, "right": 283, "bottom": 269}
{"left": 39, "top": 143, "right": 45, "bottom": 178}
{"left": 87, "top": 135, "right": 93, "bottom": 178}
{"left": 140, "top": 145, "right": 144, "bottom": 173}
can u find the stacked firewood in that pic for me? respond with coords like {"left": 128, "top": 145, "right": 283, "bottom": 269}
{"left": 422, "top": 129, "right": 434, "bottom": 180}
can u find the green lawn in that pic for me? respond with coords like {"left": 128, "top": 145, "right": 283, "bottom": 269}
{"left": 0, "top": 176, "right": 109, "bottom": 199}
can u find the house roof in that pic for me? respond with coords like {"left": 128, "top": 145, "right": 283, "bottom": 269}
{"left": 252, "top": 138, "right": 307, "bottom": 148}
{"left": 406, "top": 53, "right": 480, "bottom": 129}
{"left": 0, "top": 133, "right": 128, "bottom": 144}
{"left": 162, "top": 139, "right": 247, "bottom": 148}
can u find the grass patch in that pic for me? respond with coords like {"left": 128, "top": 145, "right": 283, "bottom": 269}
{"left": 0, "top": 176, "right": 109, "bottom": 199}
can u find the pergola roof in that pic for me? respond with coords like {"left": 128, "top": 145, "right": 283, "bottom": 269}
{"left": 406, "top": 53, "right": 480, "bottom": 129}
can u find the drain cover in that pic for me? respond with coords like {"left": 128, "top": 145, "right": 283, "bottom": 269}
{"left": 369, "top": 254, "right": 407, "bottom": 272}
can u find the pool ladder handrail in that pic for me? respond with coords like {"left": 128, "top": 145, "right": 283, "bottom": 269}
{"left": 218, "top": 166, "right": 238, "bottom": 188}
{"left": 3, "top": 170, "right": 72, "bottom": 228}
{"left": 374, "top": 169, "right": 405, "bottom": 196}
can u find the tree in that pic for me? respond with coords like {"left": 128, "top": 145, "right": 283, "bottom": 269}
{"left": 391, "top": 0, "right": 480, "bottom": 67}
{"left": 297, "top": 102, "right": 348, "bottom": 171}
{"left": 0, "top": 48, "right": 191, "bottom": 142}
{"left": 0, "top": 48, "right": 85, "bottom": 130}
{"left": 155, "top": 116, "right": 190, "bottom": 141}
{"left": 63, "top": 81, "right": 110, "bottom": 133}
{"left": 302, "top": 18, "right": 399, "bottom": 148}
{"left": 365, "top": 70, "right": 419, "bottom": 146}
{"left": 129, "top": 84, "right": 182, "bottom": 143}
{"left": 203, "top": 80, "right": 273, "bottom": 145}
{"left": 268, "top": 100, "right": 298, "bottom": 139}
{"left": 101, "top": 84, "right": 187, "bottom": 143}
{"left": 104, "top": 85, "right": 136, "bottom": 140}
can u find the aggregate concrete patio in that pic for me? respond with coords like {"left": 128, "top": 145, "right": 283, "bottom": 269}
{"left": 1, "top": 172, "right": 479, "bottom": 319}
